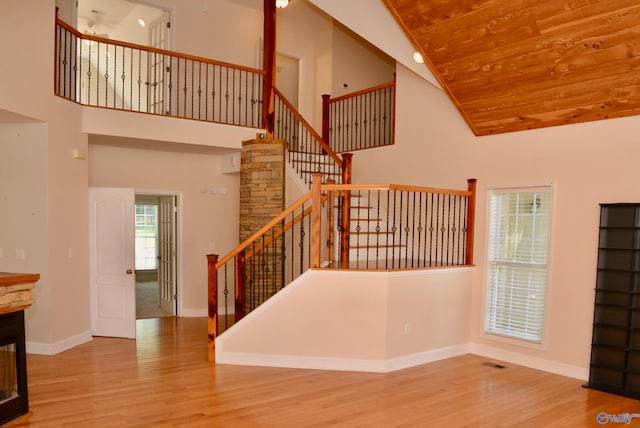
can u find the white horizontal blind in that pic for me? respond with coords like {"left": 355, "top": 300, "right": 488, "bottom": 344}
{"left": 485, "top": 186, "right": 551, "bottom": 342}
{"left": 135, "top": 204, "right": 158, "bottom": 270}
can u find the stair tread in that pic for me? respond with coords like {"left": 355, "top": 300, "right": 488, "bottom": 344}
{"left": 351, "top": 244, "right": 407, "bottom": 249}
{"left": 291, "top": 159, "right": 336, "bottom": 165}
{"left": 300, "top": 170, "right": 341, "bottom": 175}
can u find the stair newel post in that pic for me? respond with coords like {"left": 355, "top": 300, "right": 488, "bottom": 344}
{"left": 235, "top": 251, "right": 245, "bottom": 322}
{"left": 311, "top": 173, "right": 323, "bottom": 268}
{"left": 322, "top": 94, "right": 331, "bottom": 149}
{"left": 340, "top": 153, "right": 353, "bottom": 265}
{"left": 465, "top": 178, "right": 477, "bottom": 266}
{"left": 325, "top": 179, "right": 336, "bottom": 265}
{"left": 341, "top": 153, "right": 353, "bottom": 185}
{"left": 207, "top": 254, "right": 219, "bottom": 363}
{"left": 262, "top": 0, "right": 277, "bottom": 137}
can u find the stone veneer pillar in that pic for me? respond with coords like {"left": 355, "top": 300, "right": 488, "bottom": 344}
{"left": 239, "top": 136, "right": 286, "bottom": 313}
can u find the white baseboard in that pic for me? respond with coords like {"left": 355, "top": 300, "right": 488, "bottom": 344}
{"left": 216, "top": 343, "right": 471, "bottom": 373}
{"left": 385, "top": 344, "right": 471, "bottom": 372}
{"left": 180, "top": 307, "right": 234, "bottom": 317}
{"left": 27, "top": 330, "right": 92, "bottom": 355}
{"left": 469, "top": 343, "right": 589, "bottom": 381}
{"left": 215, "top": 350, "right": 390, "bottom": 372}
{"left": 180, "top": 308, "right": 208, "bottom": 317}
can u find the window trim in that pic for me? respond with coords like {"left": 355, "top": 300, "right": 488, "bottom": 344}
{"left": 481, "top": 181, "right": 556, "bottom": 350}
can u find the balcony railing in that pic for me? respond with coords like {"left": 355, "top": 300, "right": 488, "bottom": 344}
{"left": 207, "top": 177, "right": 476, "bottom": 360}
{"left": 55, "top": 18, "right": 264, "bottom": 128}
{"left": 323, "top": 80, "right": 395, "bottom": 153}
{"left": 273, "top": 88, "right": 344, "bottom": 187}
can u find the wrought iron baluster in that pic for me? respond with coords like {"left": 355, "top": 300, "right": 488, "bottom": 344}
{"left": 455, "top": 195, "right": 461, "bottom": 264}
{"left": 299, "top": 202, "right": 306, "bottom": 276}
{"left": 375, "top": 190, "right": 381, "bottom": 269}
{"left": 366, "top": 190, "right": 372, "bottom": 268}
{"left": 183, "top": 57, "right": 188, "bottom": 118}
{"left": 195, "top": 61, "right": 201, "bottom": 119}
{"left": 429, "top": 193, "right": 435, "bottom": 266}
{"left": 205, "top": 63, "right": 209, "bottom": 120}
{"left": 243, "top": 70, "right": 248, "bottom": 126}
{"left": 385, "top": 190, "right": 390, "bottom": 269}
{"left": 222, "top": 264, "right": 228, "bottom": 332}
{"left": 417, "top": 192, "right": 423, "bottom": 267}
{"left": 409, "top": 192, "right": 416, "bottom": 267}
{"left": 96, "top": 42, "right": 101, "bottom": 106}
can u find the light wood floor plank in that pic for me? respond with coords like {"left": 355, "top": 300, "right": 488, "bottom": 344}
{"left": 5, "top": 317, "right": 640, "bottom": 427}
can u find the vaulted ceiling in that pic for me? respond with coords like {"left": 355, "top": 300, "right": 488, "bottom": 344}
{"left": 382, "top": 0, "right": 640, "bottom": 136}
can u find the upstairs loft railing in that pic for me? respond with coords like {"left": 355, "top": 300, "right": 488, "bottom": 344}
{"left": 273, "top": 87, "right": 344, "bottom": 187}
{"left": 55, "top": 17, "right": 352, "bottom": 188}
{"left": 55, "top": 18, "right": 264, "bottom": 128}
{"left": 206, "top": 177, "right": 476, "bottom": 361}
{"left": 323, "top": 79, "right": 396, "bottom": 154}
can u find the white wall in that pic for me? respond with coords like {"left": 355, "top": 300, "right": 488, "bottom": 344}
{"left": 141, "top": 0, "right": 263, "bottom": 69}
{"left": 0, "top": 123, "right": 50, "bottom": 345}
{"left": 348, "top": 63, "right": 640, "bottom": 379}
{"left": 277, "top": 0, "right": 333, "bottom": 128}
{"left": 217, "top": 268, "right": 471, "bottom": 372}
{"left": 331, "top": 23, "right": 395, "bottom": 97}
{"left": 88, "top": 141, "right": 240, "bottom": 314}
{"left": 1, "top": 0, "right": 90, "bottom": 353}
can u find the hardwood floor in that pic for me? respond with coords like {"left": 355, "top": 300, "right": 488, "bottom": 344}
{"left": 6, "top": 317, "right": 639, "bottom": 427}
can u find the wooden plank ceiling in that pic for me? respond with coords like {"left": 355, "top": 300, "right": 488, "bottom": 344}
{"left": 383, "top": 0, "right": 640, "bottom": 135}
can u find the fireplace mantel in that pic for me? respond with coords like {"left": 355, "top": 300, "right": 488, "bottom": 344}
{"left": 0, "top": 273, "right": 39, "bottom": 315}
{"left": 0, "top": 272, "right": 38, "bottom": 425}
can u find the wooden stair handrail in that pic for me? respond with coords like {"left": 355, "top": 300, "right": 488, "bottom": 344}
{"left": 215, "top": 191, "right": 312, "bottom": 269}
{"left": 327, "top": 80, "right": 395, "bottom": 104}
{"left": 244, "top": 193, "right": 329, "bottom": 260}
{"left": 273, "top": 87, "right": 343, "bottom": 168}
{"left": 321, "top": 183, "right": 473, "bottom": 197}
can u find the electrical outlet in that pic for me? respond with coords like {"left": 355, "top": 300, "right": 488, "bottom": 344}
{"left": 403, "top": 322, "right": 411, "bottom": 335}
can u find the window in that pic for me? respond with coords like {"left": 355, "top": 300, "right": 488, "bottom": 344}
{"left": 484, "top": 185, "right": 552, "bottom": 343}
{"left": 135, "top": 204, "right": 158, "bottom": 270}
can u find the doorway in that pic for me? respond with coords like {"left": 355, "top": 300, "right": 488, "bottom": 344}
{"left": 89, "top": 187, "right": 179, "bottom": 339}
{"left": 276, "top": 53, "right": 301, "bottom": 109}
{"left": 134, "top": 194, "right": 177, "bottom": 319}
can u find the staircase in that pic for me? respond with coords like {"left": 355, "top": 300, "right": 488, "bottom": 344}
{"left": 345, "top": 192, "right": 406, "bottom": 267}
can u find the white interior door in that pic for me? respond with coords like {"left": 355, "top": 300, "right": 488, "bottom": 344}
{"left": 158, "top": 195, "right": 177, "bottom": 315}
{"left": 89, "top": 187, "right": 136, "bottom": 339}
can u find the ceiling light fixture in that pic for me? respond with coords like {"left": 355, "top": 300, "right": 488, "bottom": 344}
{"left": 413, "top": 52, "right": 424, "bottom": 64}
{"left": 137, "top": 18, "right": 146, "bottom": 27}
{"left": 276, "top": 0, "right": 290, "bottom": 8}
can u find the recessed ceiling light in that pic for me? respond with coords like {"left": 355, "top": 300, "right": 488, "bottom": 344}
{"left": 138, "top": 18, "right": 146, "bottom": 27}
{"left": 413, "top": 52, "right": 424, "bottom": 64}
{"left": 276, "top": 0, "right": 290, "bottom": 8}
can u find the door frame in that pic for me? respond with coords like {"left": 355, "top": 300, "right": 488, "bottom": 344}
{"left": 135, "top": 189, "right": 183, "bottom": 316}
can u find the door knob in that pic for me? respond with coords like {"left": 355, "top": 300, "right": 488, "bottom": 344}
{"left": 126, "top": 269, "right": 133, "bottom": 274}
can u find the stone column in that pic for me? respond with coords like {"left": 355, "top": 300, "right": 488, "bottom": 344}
{"left": 239, "top": 136, "right": 286, "bottom": 313}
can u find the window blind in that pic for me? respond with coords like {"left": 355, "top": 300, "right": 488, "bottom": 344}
{"left": 485, "top": 187, "right": 552, "bottom": 342}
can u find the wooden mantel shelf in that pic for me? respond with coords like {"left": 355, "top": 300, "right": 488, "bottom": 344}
{"left": 0, "top": 272, "right": 40, "bottom": 287}
{"left": 0, "top": 272, "right": 39, "bottom": 315}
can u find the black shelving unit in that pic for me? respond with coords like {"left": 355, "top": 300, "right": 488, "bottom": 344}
{"left": 587, "top": 203, "right": 640, "bottom": 399}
